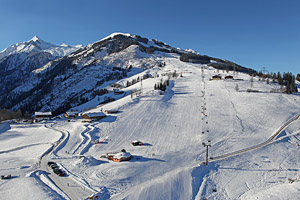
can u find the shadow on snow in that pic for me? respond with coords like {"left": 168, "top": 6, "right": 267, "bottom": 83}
{"left": 130, "top": 155, "right": 166, "bottom": 163}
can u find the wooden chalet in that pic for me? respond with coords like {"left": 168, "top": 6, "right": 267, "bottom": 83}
{"left": 34, "top": 112, "right": 52, "bottom": 121}
{"left": 104, "top": 109, "right": 119, "bottom": 114}
{"left": 225, "top": 75, "right": 234, "bottom": 80}
{"left": 112, "top": 152, "right": 133, "bottom": 162}
{"left": 65, "top": 111, "right": 79, "bottom": 118}
{"left": 211, "top": 75, "right": 222, "bottom": 80}
{"left": 82, "top": 112, "right": 106, "bottom": 122}
{"left": 106, "top": 149, "right": 133, "bottom": 162}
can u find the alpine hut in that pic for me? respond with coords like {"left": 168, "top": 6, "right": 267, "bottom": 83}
{"left": 211, "top": 75, "right": 222, "bottom": 80}
{"left": 225, "top": 75, "right": 234, "bottom": 80}
{"left": 34, "top": 112, "right": 52, "bottom": 122}
{"left": 65, "top": 111, "right": 79, "bottom": 118}
{"left": 82, "top": 112, "right": 106, "bottom": 122}
{"left": 106, "top": 149, "right": 133, "bottom": 162}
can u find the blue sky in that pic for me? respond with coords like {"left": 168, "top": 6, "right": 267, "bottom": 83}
{"left": 1, "top": 0, "right": 299, "bottom": 74}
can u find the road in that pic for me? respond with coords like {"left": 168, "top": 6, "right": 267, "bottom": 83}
{"left": 39, "top": 123, "right": 96, "bottom": 200}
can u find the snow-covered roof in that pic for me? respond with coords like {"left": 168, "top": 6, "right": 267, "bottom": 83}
{"left": 83, "top": 112, "right": 106, "bottom": 118}
{"left": 35, "top": 112, "right": 52, "bottom": 116}
{"left": 105, "top": 109, "right": 119, "bottom": 113}
{"left": 66, "top": 111, "right": 79, "bottom": 115}
{"left": 113, "top": 152, "right": 132, "bottom": 159}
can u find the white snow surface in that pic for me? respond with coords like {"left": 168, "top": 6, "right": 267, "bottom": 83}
{"left": 1, "top": 56, "right": 300, "bottom": 200}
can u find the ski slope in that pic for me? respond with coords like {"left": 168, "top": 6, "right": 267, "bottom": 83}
{"left": 1, "top": 54, "right": 300, "bottom": 200}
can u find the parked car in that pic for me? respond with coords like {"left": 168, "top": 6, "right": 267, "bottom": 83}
{"left": 53, "top": 168, "right": 62, "bottom": 174}
{"left": 47, "top": 161, "right": 55, "bottom": 166}
{"left": 50, "top": 164, "right": 59, "bottom": 169}
{"left": 58, "top": 172, "right": 66, "bottom": 176}
{"left": 53, "top": 169, "right": 65, "bottom": 176}
{"left": 1, "top": 175, "right": 11, "bottom": 180}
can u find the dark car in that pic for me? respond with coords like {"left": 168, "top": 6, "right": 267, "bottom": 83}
{"left": 53, "top": 168, "right": 65, "bottom": 176}
{"left": 50, "top": 164, "right": 59, "bottom": 169}
{"left": 58, "top": 172, "right": 66, "bottom": 176}
{"left": 53, "top": 168, "right": 62, "bottom": 174}
{"left": 47, "top": 161, "right": 55, "bottom": 166}
{"left": 1, "top": 175, "right": 11, "bottom": 180}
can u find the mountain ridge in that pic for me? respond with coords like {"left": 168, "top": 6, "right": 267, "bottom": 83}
{"left": 0, "top": 33, "right": 257, "bottom": 116}
{"left": 0, "top": 36, "right": 82, "bottom": 60}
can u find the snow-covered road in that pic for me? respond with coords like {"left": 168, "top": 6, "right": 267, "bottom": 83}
{"left": 39, "top": 124, "right": 97, "bottom": 199}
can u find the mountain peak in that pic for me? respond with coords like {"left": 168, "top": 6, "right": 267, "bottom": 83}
{"left": 30, "top": 35, "right": 41, "bottom": 42}
{"left": 99, "top": 32, "right": 131, "bottom": 42}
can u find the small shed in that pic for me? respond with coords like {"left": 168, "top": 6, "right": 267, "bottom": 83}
{"left": 247, "top": 89, "right": 259, "bottom": 93}
{"left": 113, "top": 89, "right": 124, "bottom": 95}
{"left": 105, "top": 109, "right": 119, "bottom": 114}
{"left": 211, "top": 75, "right": 222, "bottom": 80}
{"left": 34, "top": 112, "right": 52, "bottom": 121}
{"left": 225, "top": 75, "right": 234, "bottom": 80}
{"left": 82, "top": 112, "right": 106, "bottom": 122}
{"left": 65, "top": 111, "right": 79, "bottom": 118}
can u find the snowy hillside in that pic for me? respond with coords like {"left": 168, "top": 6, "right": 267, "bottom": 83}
{"left": 0, "top": 36, "right": 81, "bottom": 112}
{"left": 0, "top": 33, "right": 189, "bottom": 114}
{"left": 1, "top": 53, "right": 300, "bottom": 200}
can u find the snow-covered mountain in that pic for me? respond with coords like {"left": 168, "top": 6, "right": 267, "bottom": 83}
{"left": 0, "top": 36, "right": 81, "bottom": 74}
{"left": 0, "top": 36, "right": 81, "bottom": 60}
{"left": 0, "top": 36, "right": 82, "bottom": 112}
{"left": 0, "top": 33, "right": 254, "bottom": 115}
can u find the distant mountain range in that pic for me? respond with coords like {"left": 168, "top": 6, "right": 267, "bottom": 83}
{"left": 0, "top": 33, "right": 256, "bottom": 115}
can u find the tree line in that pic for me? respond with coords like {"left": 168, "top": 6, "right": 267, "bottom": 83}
{"left": 0, "top": 109, "right": 31, "bottom": 122}
{"left": 256, "top": 72, "right": 298, "bottom": 94}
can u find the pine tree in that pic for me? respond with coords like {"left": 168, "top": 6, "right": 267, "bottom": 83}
{"left": 297, "top": 74, "right": 300, "bottom": 82}
{"left": 24, "top": 111, "right": 31, "bottom": 120}
{"left": 126, "top": 81, "right": 130, "bottom": 87}
{"left": 277, "top": 72, "right": 283, "bottom": 85}
{"left": 15, "top": 109, "right": 22, "bottom": 119}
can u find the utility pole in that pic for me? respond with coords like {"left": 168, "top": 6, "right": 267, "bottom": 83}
{"left": 250, "top": 75, "right": 254, "bottom": 88}
{"left": 140, "top": 78, "right": 143, "bottom": 95}
{"left": 233, "top": 63, "right": 236, "bottom": 75}
{"left": 261, "top": 66, "right": 268, "bottom": 74}
{"left": 202, "top": 140, "right": 211, "bottom": 165}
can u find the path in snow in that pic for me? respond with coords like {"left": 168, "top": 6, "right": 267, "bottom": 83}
{"left": 38, "top": 123, "right": 97, "bottom": 199}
